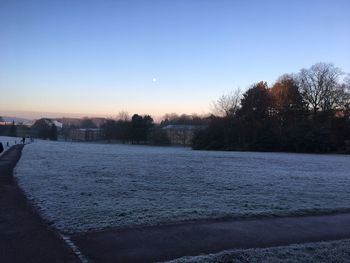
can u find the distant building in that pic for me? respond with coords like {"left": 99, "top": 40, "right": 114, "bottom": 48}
{"left": 69, "top": 128, "right": 102, "bottom": 142}
{"left": 162, "top": 124, "right": 201, "bottom": 145}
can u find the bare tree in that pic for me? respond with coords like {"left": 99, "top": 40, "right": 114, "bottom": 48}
{"left": 298, "top": 63, "right": 345, "bottom": 114}
{"left": 163, "top": 113, "right": 179, "bottom": 122}
{"left": 117, "top": 111, "right": 129, "bottom": 121}
{"left": 345, "top": 74, "right": 350, "bottom": 86}
{"left": 212, "top": 88, "right": 242, "bottom": 117}
{"left": 340, "top": 74, "right": 350, "bottom": 115}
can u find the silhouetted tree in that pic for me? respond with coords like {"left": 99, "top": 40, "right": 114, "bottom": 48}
{"left": 298, "top": 63, "right": 345, "bottom": 115}
{"left": 118, "top": 111, "right": 129, "bottom": 121}
{"left": 236, "top": 81, "right": 277, "bottom": 149}
{"left": 344, "top": 75, "right": 350, "bottom": 118}
{"left": 212, "top": 89, "right": 242, "bottom": 117}
{"left": 10, "top": 121, "right": 17, "bottom": 137}
{"left": 270, "top": 76, "right": 305, "bottom": 119}
{"left": 130, "top": 114, "right": 154, "bottom": 143}
{"left": 117, "top": 120, "right": 131, "bottom": 143}
{"left": 149, "top": 127, "right": 170, "bottom": 145}
{"left": 192, "top": 117, "right": 230, "bottom": 150}
{"left": 101, "top": 119, "right": 116, "bottom": 143}
{"left": 238, "top": 81, "right": 271, "bottom": 120}
{"left": 192, "top": 63, "right": 350, "bottom": 153}
{"left": 32, "top": 119, "right": 55, "bottom": 140}
{"left": 270, "top": 75, "right": 307, "bottom": 148}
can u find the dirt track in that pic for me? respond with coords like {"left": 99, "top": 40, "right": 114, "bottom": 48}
{"left": 0, "top": 145, "right": 79, "bottom": 263}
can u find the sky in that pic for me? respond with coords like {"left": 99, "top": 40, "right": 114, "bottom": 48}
{"left": 1, "top": 0, "right": 350, "bottom": 119}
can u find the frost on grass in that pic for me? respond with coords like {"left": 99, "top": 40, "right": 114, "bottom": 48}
{"left": 164, "top": 239, "right": 350, "bottom": 263}
{"left": 14, "top": 140, "right": 350, "bottom": 234}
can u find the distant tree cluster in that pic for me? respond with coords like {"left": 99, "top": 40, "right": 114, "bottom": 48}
{"left": 32, "top": 119, "right": 58, "bottom": 140}
{"left": 101, "top": 114, "right": 155, "bottom": 144}
{"left": 193, "top": 63, "right": 350, "bottom": 153}
{"left": 101, "top": 113, "right": 210, "bottom": 145}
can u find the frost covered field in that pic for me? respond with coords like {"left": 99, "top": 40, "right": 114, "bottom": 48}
{"left": 14, "top": 140, "right": 350, "bottom": 234}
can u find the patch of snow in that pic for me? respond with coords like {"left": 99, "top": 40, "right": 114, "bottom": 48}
{"left": 14, "top": 140, "right": 350, "bottom": 234}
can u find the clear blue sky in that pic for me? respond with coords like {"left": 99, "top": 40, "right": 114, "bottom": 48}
{"left": 1, "top": 0, "right": 349, "bottom": 119}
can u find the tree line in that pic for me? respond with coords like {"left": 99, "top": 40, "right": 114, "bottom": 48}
{"left": 7, "top": 113, "right": 207, "bottom": 145}
{"left": 192, "top": 63, "right": 350, "bottom": 153}
{"left": 30, "top": 114, "right": 157, "bottom": 143}
{"left": 101, "top": 113, "right": 211, "bottom": 145}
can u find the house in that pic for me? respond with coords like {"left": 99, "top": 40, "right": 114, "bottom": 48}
{"left": 162, "top": 124, "right": 201, "bottom": 145}
{"left": 69, "top": 128, "right": 102, "bottom": 142}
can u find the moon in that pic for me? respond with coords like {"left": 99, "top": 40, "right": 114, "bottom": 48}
{"left": 152, "top": 77, "right": 157, "bottom": 83}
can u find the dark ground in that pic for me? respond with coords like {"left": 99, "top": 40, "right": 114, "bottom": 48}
{"left": 0, "top": 145, "right": 79, "bottom": 263}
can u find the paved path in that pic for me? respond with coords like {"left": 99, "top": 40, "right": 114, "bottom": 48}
{"left": 72, "top": 212, "right": 350, "bottom": 263}
{"left": 0, "top": 145, "right": 79, "bottom": 263}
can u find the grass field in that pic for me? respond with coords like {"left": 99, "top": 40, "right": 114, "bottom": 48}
{"left": 14, "top": 139, "right": 350, "bottom": 234}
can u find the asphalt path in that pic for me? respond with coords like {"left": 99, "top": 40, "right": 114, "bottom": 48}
{"left": 0, "top": 145, "right": 79, "bottom": 263}
{"left": 72, "top": 211, "right": 350, "bottom": 263}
